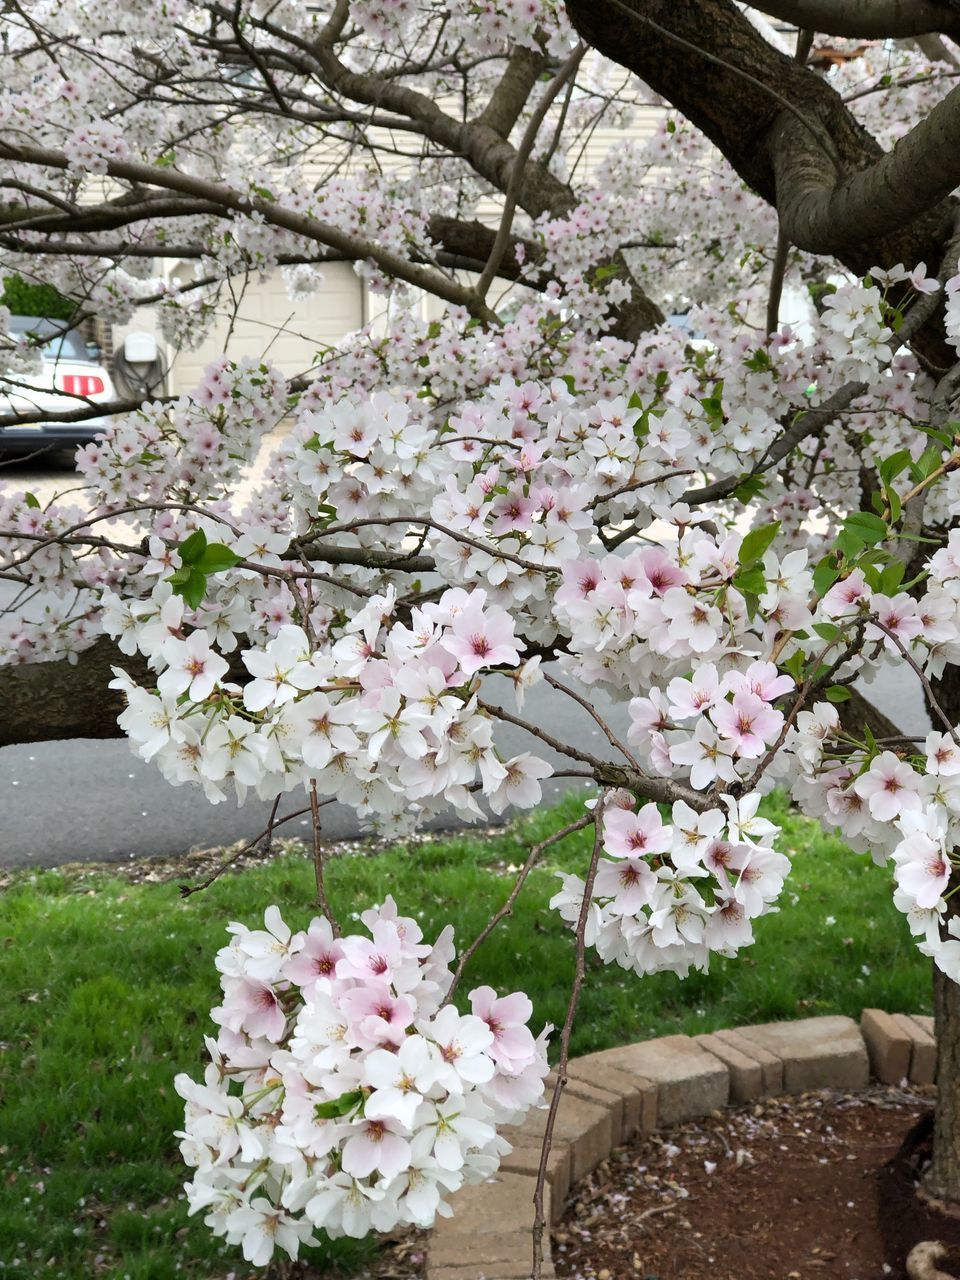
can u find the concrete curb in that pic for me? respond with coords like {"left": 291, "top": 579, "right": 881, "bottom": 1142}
{"left": 425, "top": 1010, "right": 934, "bottom": 1280}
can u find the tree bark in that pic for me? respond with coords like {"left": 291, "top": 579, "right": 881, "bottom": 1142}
{"left": 928, "top": 894, "right": 960, "bottom": 1201}
{"left": 0, "top": 637, "right": 139, "bottom": 747}
{"left": 750, "top": 0, "right": 960, "bottom": 40}
{"left": 916, "top": 667, "right": 960, "bottom": 1200}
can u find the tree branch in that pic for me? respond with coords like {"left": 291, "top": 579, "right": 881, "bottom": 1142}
{"left": 771, "top": 81, "right": 960, "bottom": 253}
{"left": 0, "top": 140, "right": 501, "bottom": 324}
{"left": 750, "top": 0, "right": 960, "bottom": 39}
{"left": 0, "top": 637, "right": 142, "bottom": 746}
{"left": 565, "top": 0, "right": 957, "bottom": 360}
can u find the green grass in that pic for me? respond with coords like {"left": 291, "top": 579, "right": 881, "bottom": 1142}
{"left": 0, "top": 792, "right": 932, "bottom": 1279}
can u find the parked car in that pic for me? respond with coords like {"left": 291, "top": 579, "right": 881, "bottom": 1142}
{"left": 0, "top": 315, "right": 116, "bottom": 455}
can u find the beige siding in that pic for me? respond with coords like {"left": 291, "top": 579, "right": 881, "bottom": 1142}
{"left": 165, "top": 263, "right": 364, "bottom": 395}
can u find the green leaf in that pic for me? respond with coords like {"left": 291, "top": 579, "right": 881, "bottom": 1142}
{"left": 842, "top": 511, "right": 888, "bottom": 545}
{"left": 783, "top": 649, "right": 805, "bottom": 680}
{"left": 744, "top": 348, "right": 772, "bottom": 373}
{"left": 196, "top": 543, "right": 243, "bottom": 574}
{"left": 878, "top": 449, "right": 911, "bottom": 486}
{"left": 314, "top": 1089, "right": 364, "bottom": 1120}
{"left": 732, "top": 565, "right": 766, "bottom": 597}
{"left": 915, "top": 445, "right": 943, "bottom": 480}
{"left": 813, "top": 557, "right": 841, "bottom": 598}
{"left": 919, "top": 424, "right": 954, "bottom": 450}
{"left": 879, "top": 559, "right": 905, "bottom": 595}
{"left": 812, "top": 622, "right": 840, "bottom": 642}
{"left": 732, "top": 474, "right": 766, "bottom": 504}
{"left": 836, "top": 530, "right": 865, "bottom": 560}
{"left": 884, "top": 485, "right": 902, "bottom": 525}
{"left": 826, "top": 684, "right": 852, "bottom": 703}
{"left": 739, "top": 521, "right": 780, "bottom": 567}
{"left": 23, "top": 492, "right": 40, "bottom": 509}
{"left": 178, "top": 529, "right": 208, "bottom": 565}
{"left": 179, "top": 568, "right": 208, "bottom": 610}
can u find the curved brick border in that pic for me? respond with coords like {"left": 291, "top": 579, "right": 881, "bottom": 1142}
{"left": 426, "top": 1010, "right": 936, "bottom": 1280}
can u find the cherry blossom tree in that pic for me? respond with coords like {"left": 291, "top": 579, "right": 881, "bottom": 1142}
{"left": 7, "top": 0, "right": 960, "bottom": 1262}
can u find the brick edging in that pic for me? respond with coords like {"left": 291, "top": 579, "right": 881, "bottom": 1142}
{"left": 425, "top": 1010, "right": 935, "bottom": 1280}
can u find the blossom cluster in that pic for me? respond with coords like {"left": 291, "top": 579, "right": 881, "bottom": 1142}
{"left": 551, "top": 790, "right": 788, "bottom": 978}
{"left": 106, "top": 585, "right": 553, "bottom": 826}
{"left": 176, "top": 899, "right": 549, "bottom": 1265}
{"left": 785, "top": 530, "right": 960, "bottom": 982}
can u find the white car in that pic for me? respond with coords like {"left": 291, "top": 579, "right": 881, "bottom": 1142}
{"left": 0, "top": 314, "right": 116, "bottom": 455}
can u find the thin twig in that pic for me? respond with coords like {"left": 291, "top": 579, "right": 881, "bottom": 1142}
{"left": 179, "top": 796, "right": 318, "bottom": 897}
{"left": 310, "top": 778, "right": 340, "bottom": 933}
{"left": 478, "top": 698, "right": 610, "bottom": 771}
{"left": 870, "top": 616, "right": 960, "bottom": 749}
{"left": 543, "top": 672, "right": 644, "bottom": 773}
{"left": 474, "top": 44, "right": 585, "bottom": 302}
{"left": 302, "top": 515, "right": 555, "bottom": 575}
{"left": 446, "top": 813, "right": 593, "bottom": 999}
{"left": 531, "top": 793, "right": 609, "bottom": 1280}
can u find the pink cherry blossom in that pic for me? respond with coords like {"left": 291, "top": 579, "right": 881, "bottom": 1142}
{"left": 441, "top": 599, "right": 521, "bottom": 675}
{"left": 711, "top": 692, "right": 783, "bottom": 758}
{"left": 853, "top": 752, "right": 923, "bottom": 822}
{"left": 469, "top": 986, "right": 537, "bottom": 1071}
{"left": 602, "top": 803, "right": 672, "bottom": 858}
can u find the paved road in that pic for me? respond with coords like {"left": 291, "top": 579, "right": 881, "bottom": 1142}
{"left": 0, "top": 675, "right": 633, "bottom": 867}
{"left": 0, "top": 455, "right": 933, "bottom": 869}
{"left": 0, "top": 671, "right": 930, "bottom": 869}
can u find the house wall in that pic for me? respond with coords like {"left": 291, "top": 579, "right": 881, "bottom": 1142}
{"left": 161, "top": 262, "right": 365, "bottom": 395}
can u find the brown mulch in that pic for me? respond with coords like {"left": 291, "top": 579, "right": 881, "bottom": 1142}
{"left": 552, "top": 1085, "right": 960, "bottom": 1280}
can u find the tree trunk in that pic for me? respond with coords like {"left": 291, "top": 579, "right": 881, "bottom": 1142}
{"left": 927, "top": 933, "right": 960, "bottom": 1201}
{"left": 919, "top": 671, "right": 960, "bottom": 1200}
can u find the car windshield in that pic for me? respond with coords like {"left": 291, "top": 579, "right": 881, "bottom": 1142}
{"left": 7, "top": 317, "right": 91, "bottom": 363}
{"left": 39, "top": 331, "right": 89, "bottom": 361}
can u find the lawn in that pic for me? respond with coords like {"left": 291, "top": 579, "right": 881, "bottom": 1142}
{"left": 0, "top": 791, "right": 931, "bottom": 1280}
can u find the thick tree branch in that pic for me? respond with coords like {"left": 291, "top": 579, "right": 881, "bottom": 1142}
{"left": 0, "top": 637, "right": 141, "bottom": 746}
{"left": 750, "top": 0, "right": 960, "bottom": 39}
{"left": 771, "top": 82, "right": 960, "bottom": 252}
{"left": 0, "top": 140, "right": 501, "bottom": 324}
{"left": 564, "top": 0, "right": 957, "bottom": 360}
{"left": 0, "top": 395, "right": 172, "bottom": 429}
{"left": 477, "top": 43, "right": 547, "bottom": 135}
{"left": 0, "top": 215, "right": 552, "bottom": 289}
